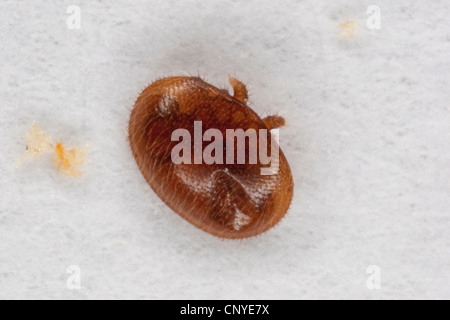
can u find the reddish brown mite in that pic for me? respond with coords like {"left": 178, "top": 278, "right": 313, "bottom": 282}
{"left": 128, "top": 76, "right": 293, "bottom": 239}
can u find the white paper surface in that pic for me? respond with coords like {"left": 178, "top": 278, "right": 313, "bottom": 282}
{"left": 0, "top": 0, "right": 449, "bottom": 299}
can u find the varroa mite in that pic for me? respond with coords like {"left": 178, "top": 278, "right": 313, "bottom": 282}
{"left": 128, "top": 76, "right": 293, "bottom": 239}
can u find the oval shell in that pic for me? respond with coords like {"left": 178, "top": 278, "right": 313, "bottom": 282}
{"left": 129, "top": 76, "right": 293, "bottom": 239}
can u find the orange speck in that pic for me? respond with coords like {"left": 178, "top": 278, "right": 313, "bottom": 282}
{"left": 53, "top": 142, "right": 85, "bottom": 177}
{"left": 339, "top": 19, "right": 359, "bottom": 39}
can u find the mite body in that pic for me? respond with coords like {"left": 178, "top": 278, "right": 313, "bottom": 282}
{"left": 129, "top": 76, "right": 293, "bottom": 239}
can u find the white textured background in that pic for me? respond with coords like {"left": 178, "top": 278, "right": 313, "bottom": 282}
{"left": 0, "top": 0, "right": 449, "bottom": 299}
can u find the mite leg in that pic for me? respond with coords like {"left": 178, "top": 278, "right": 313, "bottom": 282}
{"left": 228, "top": 76, "right": 248, "bottom": 104}
{"left": 262, "top": 115, "right": 285, "bottom": 130}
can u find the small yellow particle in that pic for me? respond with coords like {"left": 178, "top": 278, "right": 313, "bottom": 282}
{"left": 16, "top": 122, "right": 53, "bottom": 166}
{"left": 53, "top": 142, "right": 86, "bottom": 177}
{"left": 339, "top": 19, "right": 359, "bottom": 39}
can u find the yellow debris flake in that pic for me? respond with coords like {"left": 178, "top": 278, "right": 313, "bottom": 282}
{"left": 16, "top": 122, "right": 53, "bottom": 166}
{"left": 53, "top": 142, "right": 86, "bottom": 177}
{"left": 339, "top": 19, "right": 359, "bottom": 39}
